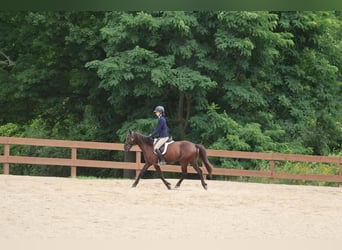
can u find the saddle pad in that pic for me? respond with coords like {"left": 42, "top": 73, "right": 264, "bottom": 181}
{"left": 153, "top": 139, "right": 175, "bottom": 155}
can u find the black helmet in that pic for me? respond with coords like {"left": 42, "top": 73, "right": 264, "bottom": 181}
{"left": 153, "top": 105, "right": 165, "bottom": 113}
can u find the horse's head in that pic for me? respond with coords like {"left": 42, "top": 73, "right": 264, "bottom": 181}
{"left": 124, "top": 130, "right": 136, "bottom": 151}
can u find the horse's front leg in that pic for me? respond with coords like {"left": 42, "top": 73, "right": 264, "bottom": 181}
{"left": 154, "top": 164, "right": 171, "bottom": 190}
{"left": 132, "top": 163, "right": 151, "bottom": 188}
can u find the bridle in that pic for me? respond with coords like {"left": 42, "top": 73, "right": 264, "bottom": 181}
{"left": 124, "top": 132, "right": 135, "bottom": 151}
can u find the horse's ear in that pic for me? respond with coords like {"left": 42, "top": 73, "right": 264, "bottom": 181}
{"left": 128, "top": 129, "right": 132, "bottom": 134}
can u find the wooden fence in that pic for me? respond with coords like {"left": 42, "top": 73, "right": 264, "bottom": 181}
{"left": 1, "top": 136, "right": 341, "bottom": 187}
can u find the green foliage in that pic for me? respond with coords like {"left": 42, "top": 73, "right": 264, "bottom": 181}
{"left": 1, "top": 11, "right": 341, "bottom": 182}
{"left": 0, "top": 123, "right": 23, "bottom": 137}
{"left": 117, "top": 118, "right": 156, "bottom": 142}
{"left": 274, "top": 161, "right": 340, "bottom": 187}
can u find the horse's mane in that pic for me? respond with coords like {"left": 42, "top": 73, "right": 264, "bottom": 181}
{"left": 134, "top": 132, "right": 153, "bottom": 146}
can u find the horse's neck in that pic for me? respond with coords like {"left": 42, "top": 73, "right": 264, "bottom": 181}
{"left": 136, "top": 136, "right": 153, "bottom": 153}
{"left": 138, "top": 144, "right": 152, "bottom": 154}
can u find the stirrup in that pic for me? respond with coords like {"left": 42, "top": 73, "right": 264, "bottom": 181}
{"left": 158, "top": 160, "right": 166, "bottom": 166}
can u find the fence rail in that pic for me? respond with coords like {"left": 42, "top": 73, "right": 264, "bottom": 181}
{"left": 1, "top": 136, "right": 341, "bottom": 187}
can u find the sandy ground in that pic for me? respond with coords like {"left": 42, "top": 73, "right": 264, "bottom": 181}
{"left": 1, "top": 174, "right": 342, "bottom": 240}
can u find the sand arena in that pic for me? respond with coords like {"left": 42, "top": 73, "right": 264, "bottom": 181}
{"left": 1, "top": 175, "right": 342, "bottom": 240}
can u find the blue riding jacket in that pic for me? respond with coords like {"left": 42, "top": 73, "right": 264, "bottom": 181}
{"left": 150, "top": 115, "right": 169, "bottom": 138}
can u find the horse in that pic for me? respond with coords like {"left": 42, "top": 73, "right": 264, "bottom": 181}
{"left": 124, "top": 130, "right": 213, "bottom": 190}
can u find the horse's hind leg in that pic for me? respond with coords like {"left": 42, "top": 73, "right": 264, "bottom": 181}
{"left": 192, "top": 162, "right": 207, "bottom": 190}
{"left": 154, "top": 164, "right": 171, "bottom": 190}
{"left": 132, "top": 163, "right": 150, "bottom": 188}
{"left": 175, "top": 163, "right": 188, "bottom": 188}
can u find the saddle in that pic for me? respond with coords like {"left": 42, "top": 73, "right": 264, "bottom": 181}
{"left": 153, "top": 137, "right": 174, "bottom": 155}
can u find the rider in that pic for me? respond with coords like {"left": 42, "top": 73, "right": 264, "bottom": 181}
{"left": 149, "top": 105, "right": 169, "bottom": 166}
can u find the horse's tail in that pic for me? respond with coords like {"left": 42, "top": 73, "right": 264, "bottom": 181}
{"left": 195, "top": 144, "right": 213, "bottom": 179}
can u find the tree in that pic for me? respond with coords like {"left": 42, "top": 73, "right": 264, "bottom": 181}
{"left": 271, "top": 11, "right": 342, "bottom": 154}
{"left": 86, "top": 11, "right": 217, "bottom": 139}
{"left": 0, "top": 11, "right": 108, "bottom": 140}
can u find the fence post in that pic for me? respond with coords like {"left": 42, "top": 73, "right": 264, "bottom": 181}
{"left": 3, "top": 144, "right": 10, "bottom": 175}
{"left": 70, "top": 148, "right": 77, "bottom": 178}
{"left": 123, "top": 151, "right": 136, "bottom": 179}
{"left": 269, "top": 160, "right": 275, "bottom": 184}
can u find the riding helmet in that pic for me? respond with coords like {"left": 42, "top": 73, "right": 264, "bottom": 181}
{"left": 153, "top": 105, "right": 165, "bottom": 113}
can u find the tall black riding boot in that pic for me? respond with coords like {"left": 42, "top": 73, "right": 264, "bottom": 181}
{"left": 155, "top": 149, "right": 166, "bottom": 166}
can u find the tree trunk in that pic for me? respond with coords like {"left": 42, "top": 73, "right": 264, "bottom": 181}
{"left": 177, "top": 90, "right": 191, "bottom": 140}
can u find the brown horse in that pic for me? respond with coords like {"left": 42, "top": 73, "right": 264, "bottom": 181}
{"left": 124, "top": 130, "right": 213, "bottom": 190}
